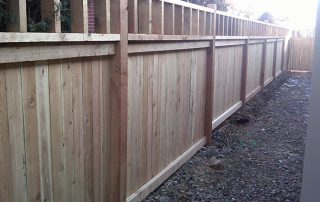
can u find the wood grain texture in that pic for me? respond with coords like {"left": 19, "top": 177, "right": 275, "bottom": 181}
{"left": 127, "top": 47, "right": 207, "bottom": 197}
{"left": 0, "top": 66, "right": 13, "bottom": 202}
{"left": 5, "top": 64, "right": 28, "bottom": 202}
{"left": 287, "top": 37, "right": 314, "bottom": 71}
{"left": 0, "top": 57, "right": 114, "bottom": 202}
{"left": 264, "top": 42, "right": 275, "bottom": 86}
{"left": 213, "top": 45, "right": 243, "bottom": 122}
{"left": 246, "top": 43, "right": 263, "bottom": 98}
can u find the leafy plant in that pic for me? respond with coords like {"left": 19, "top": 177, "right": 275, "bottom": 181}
{"left": 28, "top": 18, "right": 51, "bottom": 32}
{"left": 0, "top": 0, "right": 71, "bottom": 32}
{"left": 55, "top": 0, "right": 71, "bottom": 32}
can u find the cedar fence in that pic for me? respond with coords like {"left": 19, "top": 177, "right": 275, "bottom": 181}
{"left": 287, "top": 36, "right": 315, "bottom": 72}
{"left": 0, "top": 0, "right": 288, "bottom": 202}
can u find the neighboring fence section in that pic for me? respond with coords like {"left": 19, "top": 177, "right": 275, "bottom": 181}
{"left": 0, "top": 1, "right": 287, "bottom": 202}
{"left": 126, "top": 41, "right": 209, "bottom": 200}
{"left": 212, "top": 37, "right": 284, "bottom": 129}
{"left": 287, "top": 37, "right": 315, "bottom": 72}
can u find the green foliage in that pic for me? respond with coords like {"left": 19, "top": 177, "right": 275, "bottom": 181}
{"left": 56, "top": 0, "right": 71, "bottom": 32}
{"left": 258, "top": 12, "right": 276, "bottom": 24}
{"left": 0, "top": 0, "right": 71, "bottom": 32}
{"left": 28, "top": 18, "right": 51, "bottom": 32}
{"left": 182, "top": 0, "right": 230, "bottom": 12}
{"left": 0, "top": 0, "right": 7, "bottom": 31}
{"left": 27, "top": 0, "right": 51, "bottom": 32}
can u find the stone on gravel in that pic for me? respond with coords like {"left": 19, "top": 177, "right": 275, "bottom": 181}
{"left": 209, "top": 156, "right": 224, "bottom": 171}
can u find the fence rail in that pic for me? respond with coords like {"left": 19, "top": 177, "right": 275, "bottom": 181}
{"left": 0, "top": 1, "right": 288, "bottom": 202}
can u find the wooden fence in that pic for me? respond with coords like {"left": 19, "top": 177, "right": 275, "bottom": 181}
{"left": 128, "top": 0, "right": 288, "bottom": 36}
{"left": 287, "top": 37, "right": 315, "bottom": 72}
{"left": 212, "top": 37, "right": 284, "bottom": 129}
{"left": 0, "top": 0, "right": 287, "bottom": 202}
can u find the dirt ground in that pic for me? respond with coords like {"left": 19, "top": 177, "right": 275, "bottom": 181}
{"left": 145, "top": 72, "right": 311, "bottom": 202}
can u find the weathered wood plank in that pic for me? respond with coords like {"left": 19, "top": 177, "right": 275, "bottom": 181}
{"left": 81, "top": 58, "right": 94, "bottom": 202}
{"left": 128, "top": 41, "right": 210, "bottom": 54}
{"left": 0, "top": 67, "right": 13, "bottom": 202}
{"left": 71, "top": 58, "right": 85, "bottom": 202}
{"left": 61, "top": 59, "right": 75, "bottom": 201}
{"left": 21, "top": 62, "right": 41, "bottom": 202}
{"left": 0, "top": 43, "right": 115, "bottom": 64}
{"left": 0, "top": 33, "right": 120, "bottom": 43}
{"left": 48, "top": 60, "right": 66, "bottom": 202}
{"left": 101, "top": 57, "right": 112, "bottom": 201}
{"left": 5, "top": 64, "right": 28, "bottom": 202}
{"left": 35, "top": 61, "right": 53, "bottom": 202}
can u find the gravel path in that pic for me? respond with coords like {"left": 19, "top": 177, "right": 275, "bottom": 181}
{"left": 145, "top": 73, "right": 311, "bottom": 202}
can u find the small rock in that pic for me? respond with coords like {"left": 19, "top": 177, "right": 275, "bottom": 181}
{"left": 158, "top": 195, "right": 172, "bottom": 202}
{"left": 209, "top": 156, "right": 224, "bottom": 171}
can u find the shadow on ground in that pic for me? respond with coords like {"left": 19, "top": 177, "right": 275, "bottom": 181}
{"left": 145, "top": 72, "right": 311, "bottom": 202}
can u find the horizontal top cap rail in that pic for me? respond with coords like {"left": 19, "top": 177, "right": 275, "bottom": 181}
{"left": 161, "top": 0, "right": 216, "bottom": 13}
{"left": 0, "top": 33, "right": 120, "bottom": 43}
{"left": 128, "top": 33, "right": 214, "bottom": 41}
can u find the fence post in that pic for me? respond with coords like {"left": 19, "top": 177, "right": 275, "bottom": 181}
{"left": 287, "top": 38, "right": 292, "bottom": 71}
{"left": 272, "top": 38, "right": 278, "bottom": 78}
{"left": 204, "top": 4, "right": 216, "bottom": 146}
{"left": 260, "top": 39, "right": 267, "bottom": 88}
{"left": 110, "top": 0, "right": 128, "bottom": 201}
{"left": 281, "top": 38, "right": 285, "bottom": 71}
{"left": 240, "top": 38, "right": 249, "bottom": 103}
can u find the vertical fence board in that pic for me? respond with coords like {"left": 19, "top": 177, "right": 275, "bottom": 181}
{"left": 48, "top": 60, "right": 65, "bottom": 202}
{"left": 21, "top": 62, "right": 41, "bottom": 202}
{"left": 5, "top": 64, "right": 28, "bottom": 202}
{"left": 61, "top": 60, "right": 76, "bottom": 202}
{"left": 35, "top": 61, "right": 53, "bottom": 202}
{"left": 101, "top": 57, "right": 112, "bottom": 201}
{"left": 92, "top": 58, "right": 102, "bottom": 202}
{"left": 71, "top": 59, "right": 85, "bottom": 202}
{"left": 81, "top": 59, "right": 94, "bottom": 202}
{"left": 0, "top": 67, "right": 13, "bottom": 202}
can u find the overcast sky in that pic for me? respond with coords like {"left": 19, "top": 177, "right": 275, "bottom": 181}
{"left": 230, "top": 0, "right": 318, "bottom": 29}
